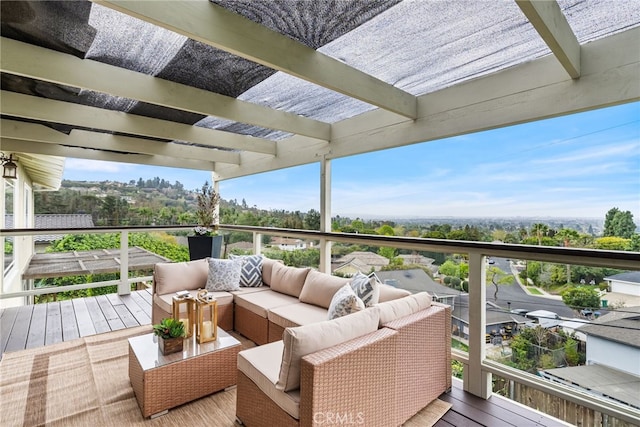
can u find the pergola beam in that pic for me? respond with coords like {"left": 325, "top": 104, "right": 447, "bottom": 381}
{"left": 0, "top": 37, "right": 330, "bottom": 141}
{"left": 93, "top": 0, "right": 418, "bottom": 119}
{"left": 0, "top": 138, "right": 216, "bottom": 171}
{"left": 516, "top": 0, "right": 581, "bottom": 78}
{"left": 0, "top": 91, "right": 276, "bottom": 156}
{"left": 0, "top": 119, "right": 241, "bottom": 165}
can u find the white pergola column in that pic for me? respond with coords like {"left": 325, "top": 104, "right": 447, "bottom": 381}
{"left": 318, "top": 158, "right": 332, "bottom": 274}
{"left": 118, "top": 230, "right": 130, "bottom": 295}
{"left": 464, "top": 252, "right": 491, "bottom": 398}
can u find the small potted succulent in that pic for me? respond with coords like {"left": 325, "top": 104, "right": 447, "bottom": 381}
{"left": 188, "top": 181, "right": 224, "bottom": 260}
{"left": 153, "top": 318, "right": 186, "bottom": 355}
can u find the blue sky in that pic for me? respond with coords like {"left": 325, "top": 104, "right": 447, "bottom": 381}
{"left": 63, "top": 102, "right": 640, "bottom": 220}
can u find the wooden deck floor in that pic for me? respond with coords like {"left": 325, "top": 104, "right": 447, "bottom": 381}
{"left": 0, "top": 291, "right": 569, "bottom": 426}
{"left": 0, "top": 288, "right": 152, "bottom": 357}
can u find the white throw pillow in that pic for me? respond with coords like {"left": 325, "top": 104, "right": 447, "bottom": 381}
{"left": 205, "top": 258, "right": 242, "bottom": 292}
{"left": 327, "top": 284, "right": 365, "bottom": 320}
{"left": 276, "top": 308, "right": 380, "bottom": 392}
{"left": 349, "top": 272, "right": 380, "bottom": 307}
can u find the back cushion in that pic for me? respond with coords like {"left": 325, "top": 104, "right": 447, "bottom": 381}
{"left": 153, "top": 259, "right": 208, "bottom": 295}
{"left": 270, "top": 263, "right": 311, "bottom": 298}
{"left": 276, "top": 307, "right": 380, "bottom": 392}
{"left": 261, "top": 257, "right": 281, "bottom": 286}
{"left": 378, "top": 283, "right": 412, "bottom": 302}
{"left": 376, "top": 292, "right": 432, "bottom": 325}
{"left": 298, "top": 270, "right": 350, "bottom": 309}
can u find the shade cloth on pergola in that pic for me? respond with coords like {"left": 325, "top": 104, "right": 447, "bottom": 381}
{"left": 22, "top": 247, "right": 168, "bottom": 280}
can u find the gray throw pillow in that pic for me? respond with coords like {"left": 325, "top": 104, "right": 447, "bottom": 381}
{"left": 349, "top": 271, "right": 380, "bottom": 307}
{"left": 229, "top": 254, "right": 264, "bottom": 287}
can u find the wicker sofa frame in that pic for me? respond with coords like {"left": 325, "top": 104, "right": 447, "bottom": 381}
{"left": 150, "top": 258, "right": 452, "bottom": 426}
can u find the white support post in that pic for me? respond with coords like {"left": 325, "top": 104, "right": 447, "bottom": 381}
{"left": 212, "top": 172, "right": 221, "bottom": 229}
{"left": 118, "top": 230, "right": 130, "bottom": 295}
{"left": 253, "top": 232, "right": 262, "bottom": 255}
{"left": 464, "top": 252, "right": 491, "bottom": 398}
{"left": 319, "top": 158, "right": 332, "bottom": 274}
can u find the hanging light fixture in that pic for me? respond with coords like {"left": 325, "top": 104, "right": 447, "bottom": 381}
{"left": 0, "top": 153, "right": 18, "bottom": 179}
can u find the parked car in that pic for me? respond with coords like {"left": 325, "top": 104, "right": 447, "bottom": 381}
{"left": 525, "top": 310, "right": 560, "bottom": 320}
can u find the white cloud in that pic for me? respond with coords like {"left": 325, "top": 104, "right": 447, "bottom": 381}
{"left": 64, "top": 159, "right": 125, "bottom": 173}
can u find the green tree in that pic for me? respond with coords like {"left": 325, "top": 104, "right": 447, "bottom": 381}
{"left": 487, "top": 265, "right": 512, "bottom": 300}
{"left": 562, "top": 286, "right": 600, "bottom": 311}
{"left": 439, "top": 259, "right": 460, "bottom": 277}
{"left": 303, "top": 209, "right": 321, "bottom": 230}
{"left": 555, "top": 228, "right": 580, "bottom": 285}
{"left": 604, "top": 208, "right": 637, "bottom": 238}
{"left": 594, "top": 236, "right": 630, "bottom": 250}
{"left": 531, "top": 223, "right": 549, "bottom": 245}
{"left": 629, "top": 234, "right": 640, "bottom": 251}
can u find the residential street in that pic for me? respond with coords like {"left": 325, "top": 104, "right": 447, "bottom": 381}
{"left": 486, "top": 258, "right": 576, "bottom": 319}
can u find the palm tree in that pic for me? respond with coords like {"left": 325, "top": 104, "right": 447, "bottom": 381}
{"left": 531, "top": 223, "right": 549, "bottom": 246}
{"left": 555, "top": 228, "right": 580, "bottom": 284}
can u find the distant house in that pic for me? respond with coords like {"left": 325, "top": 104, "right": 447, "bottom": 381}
{"left": 332, "top": 251, "right": 389, "bottom": 275}
{"left": 604, "top": 271, "right": 640, "bottom": 297}
{"left": 268, "top": 237, "right": 309, "bottom": 251}
{"left": 397, "top": 253, "right": 434, "bottom": 268}
{"left": 540, "top": 310, "right": 640, "bottom": 411}
{"left": 580, "top": 306, "right": 640, "bottom": 377}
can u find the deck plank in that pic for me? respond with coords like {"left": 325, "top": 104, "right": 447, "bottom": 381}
{"left": 130, "top": 289, "right": 152, "bottom": 314}
{"left": 60, "top": 300, "right": 80, "bottom": 341}
{"left": 26, "top": 303, "right": 47, "bottom": 349}
{"left": 45, "top": 302, "right": 62, "bottom": 345}
{"left": 118, "top": 293, "right": 151, "bottom": 325}
{"left": 84, "top": 296, "right": 111, "bottom": 334}
{"left": 113, "top": 303, "right": 140, "bottom": 328}
{"left": 445, "top": 381, "right": 559, "bottom": 427}
{"left": 72, "top": 297, "right": 97, "bottom": 337}
{"left": 4, "top": 305, "right": 33, "bottom": 353}
{"left": 95, "top": 295, "right": 125, "bottom": 330}
{"left": 0, "top": 307, "right": 19, "bottom": 354}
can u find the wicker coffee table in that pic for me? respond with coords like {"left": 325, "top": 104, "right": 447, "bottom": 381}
{"left": 128, "top": 327, "right": 241, "bottom": 418}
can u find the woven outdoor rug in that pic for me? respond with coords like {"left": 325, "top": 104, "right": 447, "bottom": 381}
{"left": 0, "top": 326, "right": 450, "bottom": 426}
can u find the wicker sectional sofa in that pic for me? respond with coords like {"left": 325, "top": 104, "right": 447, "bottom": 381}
{"left": 151, "top": 256, "right": 452, "bottom": 426}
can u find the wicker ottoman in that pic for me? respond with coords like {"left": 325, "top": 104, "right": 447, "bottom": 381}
{"left": 128, "top": 327, "right": 240, "bottom": 418}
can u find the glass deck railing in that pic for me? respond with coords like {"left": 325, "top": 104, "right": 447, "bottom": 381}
{"left": 1, "top": 224, "right": 639, "bottom": 425}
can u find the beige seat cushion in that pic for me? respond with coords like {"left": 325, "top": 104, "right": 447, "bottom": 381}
{"left": 238, "top": 341, "right": 301, "bottom": 419}
{"left": 376, "top": 292, "right": 432, "bottom": 325}
{"left": 153, "top": 259, "right": 208, "bottom": 295}
{"left": 269, "top": 263, "right": 311, "bottom": 298}
{"left": 154, "top": 290, "right": 234, "bottom": 316}
{"left": 268, "top": 303, "right": 328, "bottom": 329}
{"left": 378, "top": 283, "right": 412, "bottom": 302}
{"left": 234, "top": 289, "right": 299, "bottom": 318}
{"left": 276, "top": 307, "right": 380, "bottom": 392}
{"left": 229, "top": 286, "right": 271, "bottom": 296}
{"left": 298, "top": 270, "right": 350, "bottom": 309}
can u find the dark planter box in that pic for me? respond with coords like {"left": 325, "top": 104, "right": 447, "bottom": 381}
{"left": 158, "top": 336, "right": 183, "bottom": 355}
{"left": 188, "top": 235, "right": 223, "bottom": 260}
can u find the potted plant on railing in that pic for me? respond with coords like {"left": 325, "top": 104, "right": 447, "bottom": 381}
{"left": 153, "top": 317, "right": 186, "bottom": 355}
{"left": 188, "top": 181, "right": 223, "bottom": 260}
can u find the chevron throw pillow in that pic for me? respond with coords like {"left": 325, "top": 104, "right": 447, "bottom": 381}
{"left": 229, "top": 254, "right": 264, "bottom": 287}
{"left": 349, "top": 271, "right": 380, "bottom": 307}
